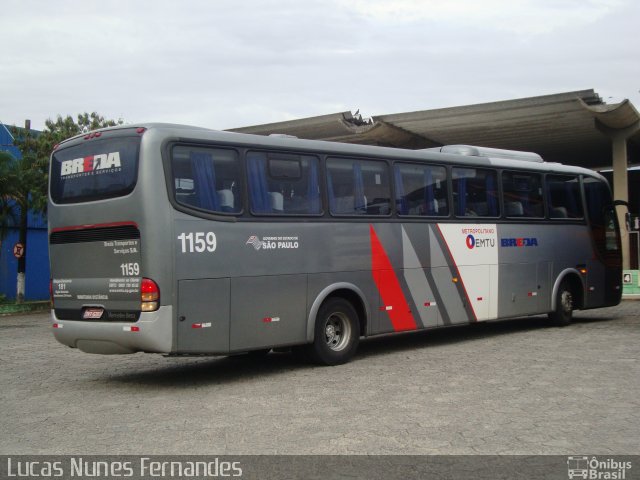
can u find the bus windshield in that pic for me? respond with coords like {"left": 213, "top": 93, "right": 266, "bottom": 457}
{"left": 50, "top": 136, "right": 140, "bottom": 204}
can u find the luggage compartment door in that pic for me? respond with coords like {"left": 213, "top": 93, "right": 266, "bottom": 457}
{"left": 177, "top": 278, "right": 230, "bottom": 354}
{"left": 230, "top": 274, "right": 307, "bottom": 351}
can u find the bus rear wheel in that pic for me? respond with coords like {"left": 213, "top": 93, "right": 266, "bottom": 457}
{"left": 307, "top": 298, "right": 360, "bottom": 365}
{"left": 549, "top": 281, "right": 573, "bottom": 326}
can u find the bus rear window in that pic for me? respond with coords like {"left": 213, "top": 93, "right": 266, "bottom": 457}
{"left": 50, "top": 137, "right": 140, "bottom": 204}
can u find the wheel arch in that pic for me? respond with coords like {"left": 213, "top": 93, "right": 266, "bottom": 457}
{"left": 306, "top": 283, "right": 369, "bottom": 343}
{"left": 551, "top": 269, "right": 585, "bottom": 311}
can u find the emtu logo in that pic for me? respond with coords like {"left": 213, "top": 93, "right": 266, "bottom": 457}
{"left": 61, "top": 152, "right": 121, "bottom": 176}
{"left": 466, "top": 234, "right": 476, "bottom": 249}
{"left": 466, "top": 234, "right": 495, "bottom": 249}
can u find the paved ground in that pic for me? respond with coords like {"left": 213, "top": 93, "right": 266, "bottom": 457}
{"left": 0, "top": 302, "right": 638, "bottom": 455}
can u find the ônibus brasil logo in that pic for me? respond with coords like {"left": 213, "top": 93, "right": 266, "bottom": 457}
{"left": 60, "top": 152, "right": 122, "bottom": 177}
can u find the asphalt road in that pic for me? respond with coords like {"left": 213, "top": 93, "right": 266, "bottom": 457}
{"left": 1, "top": 303, "right": 638, "bottom": 455}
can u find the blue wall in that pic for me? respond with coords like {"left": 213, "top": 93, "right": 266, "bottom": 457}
{"left": 1, "top": 123, "right": 50, "bottom": 301}
{"left": 0, "top": 225, "right": 50, "bottom": 300}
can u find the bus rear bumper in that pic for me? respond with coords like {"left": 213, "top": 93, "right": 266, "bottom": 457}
{"left": 51, "top": 306, "right": 173, "bottom": 354}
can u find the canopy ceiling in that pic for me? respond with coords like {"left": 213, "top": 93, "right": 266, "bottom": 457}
{"left": 231, "top": 90, "right": 640, "bottom": 169}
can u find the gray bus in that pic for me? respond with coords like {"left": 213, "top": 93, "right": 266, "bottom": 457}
{"left": 48, "top": 124, "right": 622, "bottom": 365}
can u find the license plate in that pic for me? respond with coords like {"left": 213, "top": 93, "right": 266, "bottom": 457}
{"left": 83, "top": 308, "right": 104, "bottom": 320}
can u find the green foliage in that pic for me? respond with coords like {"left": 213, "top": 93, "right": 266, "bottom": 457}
{"left": 38, "top": 112, "right": 123, "bottom": 156}
{"left": 7, "top": 127, "right": 48, "bottom": 215}
{"left": 0, "top": 151, "right": 20, "bottom": 241}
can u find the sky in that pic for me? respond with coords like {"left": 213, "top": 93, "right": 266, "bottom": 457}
{"left": 1, "top": 0, "right": 639, "bottom": 132}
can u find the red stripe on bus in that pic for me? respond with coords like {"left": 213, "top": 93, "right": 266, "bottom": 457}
{"left": 50, "top": 221, "right": 138, "bottom": 233}
{"left": 370, "top": 225, "right": 417, "bottom": 332}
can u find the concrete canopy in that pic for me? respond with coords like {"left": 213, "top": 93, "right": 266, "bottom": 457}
{"left": 231, "top": 90, "right": 640, "bottom": 170}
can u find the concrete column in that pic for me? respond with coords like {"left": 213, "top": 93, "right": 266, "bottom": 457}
{"left": 597, "top": 119, "right": 640, "bottom": 270}
{"left": 611, "top": 134, "right": 630, "bottom": 269}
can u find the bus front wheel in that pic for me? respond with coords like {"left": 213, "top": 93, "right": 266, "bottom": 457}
{"left": 307, "top": 297, "right": 360, "bottom": 365}
{"left": 549, "top": 280, "right": 573, "bottom": 326}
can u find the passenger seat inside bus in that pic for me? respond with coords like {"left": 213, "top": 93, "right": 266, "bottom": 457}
{"left": 505, "top": 201, "right": 524, "bottom": 216}
{"left": 333, "top": 195, "right": 367, "bottom": 214}
{"left": 216, "top": 189, "right": 235, "bottom": 212}
{"left": 268, "top": 191, "right": 284, "bottom": 213}
{"left": 550, "top": 206, "right": 568, "bottom": 218}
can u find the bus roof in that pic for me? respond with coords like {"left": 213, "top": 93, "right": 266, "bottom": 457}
{"left": 56, "top": 122, "right": 605, "bottom": 180}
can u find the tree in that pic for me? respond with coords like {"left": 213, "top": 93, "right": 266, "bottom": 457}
{"left": 5, "top": 112, "right": 122, "bottom": 303}
{"left": 0, "top": 151, "right": 19, "bottom": 243}
{"left": 1, "top": 125, "right": 46, "bottom": 303}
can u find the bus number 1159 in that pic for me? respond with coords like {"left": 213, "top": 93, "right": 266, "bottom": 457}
{"left": 177, "top": 232, "right": 217, "bottom": 253}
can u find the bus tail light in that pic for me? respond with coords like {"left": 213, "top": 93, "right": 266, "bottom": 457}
{"left": 141, "top": 278, "right": 160, "bottom": 312}
{"left": 49, "top": 279, "right": 54, "bottom": 307}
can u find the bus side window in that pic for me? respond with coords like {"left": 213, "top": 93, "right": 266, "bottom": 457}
{"left": 247, "top": 151, "right": 321, "bottom": 215}
{"left": 502, "top": 171, "right": 543, "bottom": 218}
{"left": 546, "top": 175, "right": 583, "bottom": 219}
{"left": 327, "top": 158, "right": 391, "bottom": 216}
{"left": 452, "top": 167, "right": 499, "bottom": 217}
{"left": 171, "top": 146, "right": 242, "bottom": 214}
{"left": 395, "top": 163, "right": 449, "bottom": 217}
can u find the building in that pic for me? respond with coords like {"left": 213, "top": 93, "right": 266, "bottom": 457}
{"left": 0, "top": 122, "right": 50, "bottom": 301}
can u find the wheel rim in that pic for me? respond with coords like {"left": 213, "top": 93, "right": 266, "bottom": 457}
{"left": 560, "top": 290, "right": 573, "bottom": 313}
{"left": 323, "top": 312, "right": 351, "bottom": 352}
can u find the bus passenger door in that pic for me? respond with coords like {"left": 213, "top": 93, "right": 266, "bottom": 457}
{"left": 177, "top": 279, "right": 230, "bottom": 353}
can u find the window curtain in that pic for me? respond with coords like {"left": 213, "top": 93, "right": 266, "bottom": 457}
{"left": 247, "top": 153, "right": 271, "bottom": 213}
{"left": 394, "top": 167, "right": 408, "bottom": 215}
{"left": 486, "top": 173, "right": 497, "bottom": 216}
{"left": 457, "top": 177, "right": 467, "bottom": 216}
{"left": 353, "top": 163, "right": 366, "bottom": 212}
{"left": 424, "top": 168, "right": 435, "bottom": 215}
{"left": 327, "top": 167, "right": 337, "bottom": 213}
{"left": 190, "top": 152, "right": 219, "bottom": 211}
{"left": 307, "top": 160, "right": 320, "bottom": 213}
{"left": 521, "top": 190, "right": 530, "bottom": 216}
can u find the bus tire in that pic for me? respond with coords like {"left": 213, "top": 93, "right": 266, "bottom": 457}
{"left": 307, "top": 297, "right": 360, "bottom": 366}
{"left": 549, "top": 280, "right": 573, "bottom": 326}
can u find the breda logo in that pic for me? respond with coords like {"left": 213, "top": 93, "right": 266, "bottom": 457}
{"left": 501, "top": 237, "right": 539, "bottom": 247}
{"left": 60, "top": 152, "right": 122, "bottom": 177}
